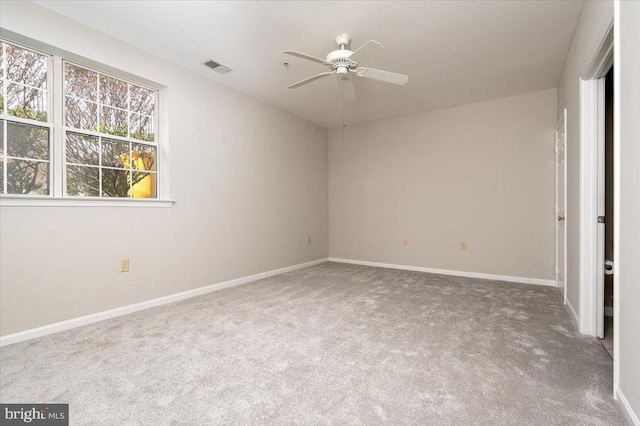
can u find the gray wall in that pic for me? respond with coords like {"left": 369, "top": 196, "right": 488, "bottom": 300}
{"left": 618, "top": 0, "right": 640, "bottom": 417}
{"left": 0, "top": 2, "right": 329, "bottom": 336}
{"left": 329, "top": 89, "right": 557, "bottom": 280}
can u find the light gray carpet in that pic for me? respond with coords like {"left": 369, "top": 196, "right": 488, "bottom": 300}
{"left": 0, "top": 262, "right": 628, "bottom": 425}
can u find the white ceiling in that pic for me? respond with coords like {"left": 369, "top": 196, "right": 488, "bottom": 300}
{"left": 34, "top": 0, "right": 583, "bottom": 129}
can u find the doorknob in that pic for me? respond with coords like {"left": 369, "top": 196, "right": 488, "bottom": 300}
{"left": 558, "top": 215, "right": 565, "bottom": 221}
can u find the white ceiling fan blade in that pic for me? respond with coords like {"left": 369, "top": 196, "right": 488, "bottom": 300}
{"left": 348, "top": 40, "right": 384, "bottom": 64}
{"left": 356, "top": 67, "right": 409, "bottom": 85}
{"left": 284, "top": 50, "right": 331, "bottom": 67}
{"left": 339, "top": 77, "right": 356, "bottom": 101}
{"left": 288, "top": 71, "right": 335, "bottom": 89}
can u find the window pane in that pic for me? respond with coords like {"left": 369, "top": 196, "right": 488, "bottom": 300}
{"left": 66, "top": 165, "right": 99, "bottom": 196}
{"left": 6, "top": 44, "right": 47, "bottom": 90}
{"left": 99, "top": 74, "right": 128, "bottom": 109}
{"left": 132, "top": 144, "right": 156, "bottom": 172}
{"left": 0, "top": 160, "right": 4, "bottom": 194}
{"left": 7, "top": 122, "right": 49, "bottom": 160}
{"left": 6, "top": 83, "right": 47, "bottom": 121}
{"left": 130, "top": 171, "right": 156, "bottom": 198}
{"left": 130, "top": 85, "right": 154, "bottom": 116}
{"left": 101, "top": 138, "right": 129, "bottom": 169}
{"left": 101, "top": 167, "right": 129, "bottom": 197}
{"left": 0, "top": 120, "right": 4, "bottom": 156}
{"left": 66, "top": 133, "right": 99, "bottom": 166}
{"left": 64, "top": 63, "right": 97, "bottom": 101}
{"left": 99, "top": 106, "right": 127, "bottom": 136}
{"left": 0, "top": 41, "right": 4, "bottom": 79}
{"left": 0, "top": 80, "right": 4, "bottom": 115}
{"left": 130, "top": 113, "right": 154, "bottom": 141}
{"left": 65, "top": 97, "right": 97, "bottom": 130}
{"left": 6, "top": 158, "right": 48, "bottom": 195}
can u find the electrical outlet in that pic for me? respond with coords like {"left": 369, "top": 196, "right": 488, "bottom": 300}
{"left": 119, "top": 258, "right": 130, "bottom": 273}
{"left": 460, "top": 241, "right": 468, "bottom": 250}
{"left": 403, "top": 239, "right": 409, "bottom": 246}
{"left": 308, "top": 236, "right": 312, "bottom": 244}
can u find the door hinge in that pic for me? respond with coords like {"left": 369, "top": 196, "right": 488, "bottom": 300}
{"left": 598, "top": 216, "right": 605, "bottom": 223}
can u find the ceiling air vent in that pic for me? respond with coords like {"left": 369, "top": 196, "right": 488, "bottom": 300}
{"left": 203, "top": 59, "right": 232, "bottom": 74}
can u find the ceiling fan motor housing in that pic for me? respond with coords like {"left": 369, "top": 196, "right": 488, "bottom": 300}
{"left": 327, "top": 50, "right": 355, "bottom": 74}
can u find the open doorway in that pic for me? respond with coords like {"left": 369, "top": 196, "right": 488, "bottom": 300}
{"left": 578, "top": 21, "right": 614, "bottom": 332}
{"left": 600, "top": 66, "right": 614, "bottom": 358}
{"left": 577, "top": 14, "right": 617, "bottom": 394}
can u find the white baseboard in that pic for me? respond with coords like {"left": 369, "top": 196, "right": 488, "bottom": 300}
{"left": 0, "top": 258, "right": 329, "bottom": 347}
{"left": 566, "top": 298, "right": 580, "bottom": 328}
{"left": 605, "top": 306, "right": 614, "bottom": 317}
{"left": 616, "top": 387, "right": 640, "bottom": 426}
{"left": 328, "top": 258, "right": 556, "bottom": 286}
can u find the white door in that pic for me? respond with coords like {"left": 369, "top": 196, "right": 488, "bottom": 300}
{"left": 596, "top": 78, "right": 606, "bottom": 338}
{"left": 555, "top": 109, "right": 567, "bottom": 303}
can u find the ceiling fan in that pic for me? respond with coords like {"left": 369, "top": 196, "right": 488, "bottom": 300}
{"left": 284, "top": 34, "right": 409, "bottom": 100}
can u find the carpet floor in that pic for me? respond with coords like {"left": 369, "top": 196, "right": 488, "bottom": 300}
{"left": 0, "top": 262, "right": 628, "bottom": 425}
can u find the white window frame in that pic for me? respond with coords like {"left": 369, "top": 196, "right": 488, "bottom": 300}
{"left": 0, "top": 36, "right": 173, "bottom": 208}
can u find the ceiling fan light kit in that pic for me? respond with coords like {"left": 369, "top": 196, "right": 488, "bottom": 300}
{"left": 284, "top": 34, "right": 409, "bottom": 99}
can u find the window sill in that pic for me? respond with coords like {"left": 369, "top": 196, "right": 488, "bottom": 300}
{"left": 0, "top": 195, "right": 175, "bottom": 208}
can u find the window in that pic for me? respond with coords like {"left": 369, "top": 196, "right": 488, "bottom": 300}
{"left": 0, "top": 40, "right": 163, "bottom": 202}
{"left": 64, "top": 63, "right": 157, "bottom": 198}
{"left": 0, "top": 41, "right": 51, "bottom": 195}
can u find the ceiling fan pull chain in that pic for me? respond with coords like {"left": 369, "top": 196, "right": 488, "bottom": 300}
{"left": 341, "top": 79, "right": 346, "bottom": 149}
